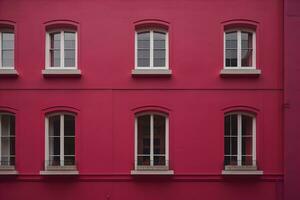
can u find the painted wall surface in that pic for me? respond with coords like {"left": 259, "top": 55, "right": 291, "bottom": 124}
{"left": 0, "top": 0, "right": 283, "bottom": 200}
{"left": 284, "top": 0, "right": 300, "bottom": 200}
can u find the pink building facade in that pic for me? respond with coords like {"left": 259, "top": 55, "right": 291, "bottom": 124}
{"left": 0, "top": 0, "right": 284, "bottom": 199}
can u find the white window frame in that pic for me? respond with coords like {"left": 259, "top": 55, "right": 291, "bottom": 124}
{"left": 0, "top": 113, "right": 15, "bottom": 166}
{"left": 134, "top": 112, "right": 169, "bottom": 169}
{"left": 45, "top": 29, "right": 78, "bottom": 69}
{"left": 135, "top": 29, "right": 169, "bottom": 69}
{"left": 45, "top": 112, "right": 76, "bottom": 169}
{"left": 224, "top": 112, "right": 256, "bottom": 167}
{"left": 0, "top": 30, "right": 15, "bottom": 69}
{"left": 224, "top": 29, "right": 256, "bottom": 69}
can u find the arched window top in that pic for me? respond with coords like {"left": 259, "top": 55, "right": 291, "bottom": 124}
{"left": 222, "top": 19, "right": 258, "bottom": 31}
{"left": 46, "top": 111, "right": 76, "bottom": 118}
{"left": 43, "top": 106, "right": 79, "bottom": 116}
{"left": 0, "top": 20, "right": 15, "bottom": 30}
{"left": 44, "top": 20, "right": 78, "bottom": 31}
{"left": 225, "top": 111, "right": 255, "bottom": 118}
{"left": 135, "top": 111, "right": 168, "bottom": 118}
{"left": 132, "top": 105, "right": 170, "bottom": 116}
{"left": 134, "top": 19, "right": 169, "bottom": 30}
{"left": 223, "top": 105, "right": 258, "bottom": 116}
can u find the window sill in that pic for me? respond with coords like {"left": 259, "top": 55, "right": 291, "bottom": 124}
{"left": 220, "top": 68, "right": 261, "bottom": 77}
{"left": 131, "top": 69, "right": 172, "bottom": 77}
{"left": 131, "top": 170, "right": 174, "bottom": 175}
{"left": 222, "top": 165, "right": 263, "bottom": 175}
{"left": 0, "top": 68, "right": 19, "bottom": 77}
{"left": 42, "top": 69, "right": 81, "bottom": 77}
{"left": 0, "top": 166, "right": 18, "bottom": 175}
{"left": 40, "top": 165, "right": 78, "bottom": 175}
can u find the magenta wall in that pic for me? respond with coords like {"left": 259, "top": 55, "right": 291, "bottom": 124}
{"left": 284, "top": 0, "right": 300, "bottom": 200}
{"left": 0, "top": 0, "right": 283, "bottom": 199}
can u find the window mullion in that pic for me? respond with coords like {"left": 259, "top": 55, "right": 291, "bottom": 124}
{"left": 60, "top": 114, "right": 64, "bottom": 166}
{"left": 60, "top": 31, "right": 64, "bottom": 68}
{"left": 252, "top": 117, "right": 256, "bottom": 166}
{"left": 150, "top": 114, "right": 154, "bottom": 166}
{"left": 237, "top": 31, "right": 242, "bottom": 67}
{"left": 237, "top": 114, "right": 242, "bottom": 166}
{"left": 253, "top": 32, "right": 256, "bottom": 67}
{"left": 0, "top": 33, "right": 2, "bottom": 68}
{"left": 150, "top": 31, "right": 154, "bottom": 68}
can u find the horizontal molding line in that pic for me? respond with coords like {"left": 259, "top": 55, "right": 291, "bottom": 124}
{"left": 0, "top": 174, "right": 284, "bottom": 182}
{"left": 0, "top": 88, "right": 284, "bottom": 91}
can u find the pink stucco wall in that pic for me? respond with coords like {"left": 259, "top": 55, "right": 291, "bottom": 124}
{"left": 284, "top": 0, "right": 300, "bottom": 200}
{"left": 0, "top": 0, "right": 283, "bottom": 199}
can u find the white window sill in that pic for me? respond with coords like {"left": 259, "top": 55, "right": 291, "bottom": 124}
{"left": 0, "top": 166, "right": 18, "bottom": 175}
{"left": 131, "top": 170, "right": 174, "bottom": 175}
{"left": 0, "top": 68, "right": 18, "bottom": 77}
{"left": 132, "top": 69, "right": 172, "bottom": 77}
{"left": 222, "top": 165, "right": 263, "bottom": 175}
{"left": 40, "top": 170, "right": 79, "bottom": 175}
{"left": 220, "top": 68, "right": 261, "bottom": 77}
{"left": 42, "top": 69, "right": 81, "bottom": 77}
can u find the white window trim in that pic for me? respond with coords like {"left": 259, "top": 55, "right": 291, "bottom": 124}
{"left": 224, "top": 29, "right": 256, "bottom": 69}
{"left": 224, "top": 112, "right": 256, "bottom": 167}
{"left": 45, "top": 29, "right": 78, "bottom": 69}
{"left": 0, "top": 113, "right": 15, "bottom": 167}
{"left": 134, "top": 112, "right": 169, "bottom": 170}
{"left": 45, "top": 112, "right": 76, "bottom": 170}
{"left": 135, "top": 29, "right": 169, "bottom": 69}
{"left": 0, "top": 30, "right": 15, "bottom": 69}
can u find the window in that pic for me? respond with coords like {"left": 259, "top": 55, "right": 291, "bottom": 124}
{"left": 135, "top": 113, "right": 169, "bottom": 170}
{"left": 224, "top": 29, "right": 256, "bottom": 68}
{"left": 45, "top": 113, "right": 75, "bottom": 168}
{"left": 135, "top": 29, "right": 168, "bottom": 69}
{"left": 224, "top": 112, "right": 256, "bottom": 167}
{"left": 46, "top": 30, "right": 77, "bottom": 69}
{"left": 0, "top": 113, "right": 15, "bottom": 167}
{"left": 0, "top": 30, "right": 14, "bottom": 68}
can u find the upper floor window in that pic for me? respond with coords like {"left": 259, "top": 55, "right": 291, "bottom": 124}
{"left": 135, "top": 113, "right": 169, "bottom": 170}
{"left": 224, "top": 112, "right": 256, "bottom": 168}
{"left": 224, "top": 29, "right": 256, "bottom": 69}
{"left": 0, "top": 113, "right": 15, "bottom": 167}
{"left": 135, "top": 29, "right": 168, "bottom": 69}
{"left": 46, "top": 30, "right": 77, "bottom": 69}
{"left": 0, "top": 30, "right": 14, "bottom": 68}
{"left": 45, "top": 113, "right": 75, "bottom": 168}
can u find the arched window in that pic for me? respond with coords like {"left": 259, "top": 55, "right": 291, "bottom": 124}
{"left": 45, "top": 113, "right": 75, "bottom": 169}
{"left": 134, "top": 112, "right": 169, "bottom": 171}
{"left": 0, "top": 28, "right": 14, "bottom": 68}
{"left": 135, "top": 29, "right": 168, "bottom": 69}
{"left": 224, "top": 29, "right": 256, "bottom": 69}
{"left": 45, "top": 29, "right": 77, "bottom": 69}
{"left": 224, "top": 112, "right": 256, "bottom": 168}
{"left": 0, "top": 113, "right": 15, "bottom": 167}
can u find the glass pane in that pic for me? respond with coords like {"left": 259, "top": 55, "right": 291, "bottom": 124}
{"left": 154, "top": 156, "right": 166, "bottom": 165}
{"left": 154, "top": 115, "right": 166, "bottom": 155}
{"left": 64, "top": 50, "right": 75, "bottom": 67}
{"left": 242, "top": 137, "right": 252, "bottom": 155}
{"left": 49, "top": 137, "right": 60, "bottom": 156}
{"left": 231, "top": 137, "right": 237, "bottom": 155}
{"left": 64, "top": 137, "right": 75, "bottom": 155}
{"left": 50, "top": 50, "right": 60, "bottom": 67}
{"left": 224, "top": 137, "right": 230, "bottom": 155}
{"left": 137, "top": 40, "right": 150, "bottom": 49}
{"left": 225, "top": 49, "right": 237, "bottom": 67}
{"left": 224, "top": 155, "right": 237, "bottom": 166}
{"left": 2, "top": 39, "right": 14, "bottom": 49}
{"left": 154, "top": 49, "right": 165, "bottom": 59}
{"left": 154, "top": 32, "right": 166, "bottom": 48}
{"left": 137, "top": 58, "right": 150, "bottom": 67}
{"left": 1, "top": 156, "right": 10, "bottom": 166}
{"left": 242, "top": 115, "right": 253, "bottom": 136}
{"left": 137, "top": 49, "right": 150, "bottom": 58}
{"left": 137, "top": 32, "right": 150, "bottom": 41}
{"left": 2, "top": 50, "right": 14, "bottom": 67}
{"left": 1, "top": 115, "right": 13, "bottom": 136}
{"left": 49, "top": 115, "right": 60, "bottom": 136}
{"left": 154, "top": 58, "right": 165, "bottom": 67}
{"left": 50, "top": 32, "right": 61, "bottom": 49}
{"left": 226, "top": 40, "right": 237, "bottom": 49}
{"left": 49, "top": 155, "right": 60, "bottom": 166}
{"left": 64, "top": 115, "right": 75, "bottom": 136}
{"left": 64, "top": 156, "right": 75, "bottom": 165}
{"left": 64, "top": 32, "right": 75, "bottom": 49}
{"left": 1, "top": 137, "right": 10, "bottom": 157}
{"left": 137, "top": 115, "right": 150, "bottom": 156}
{"left": 10, "top": 137, "right": 15, "bottom": 155}
{"left": 241, "top": 49, "right": 253, "bottom": 67}
{"left": 242, "top": 155, "right": 253, "bottom": 165}
{"left": 241, "top": 32, "right": 253, "bottom": 49}
{"left": 225, "top": 114, "right": 237, "bottom": 136}
{"left": 226, "top": 32, "right": 237, "bottom": 40}
{"left": 137, "top": 155, "right": 150, "bottom": 166}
